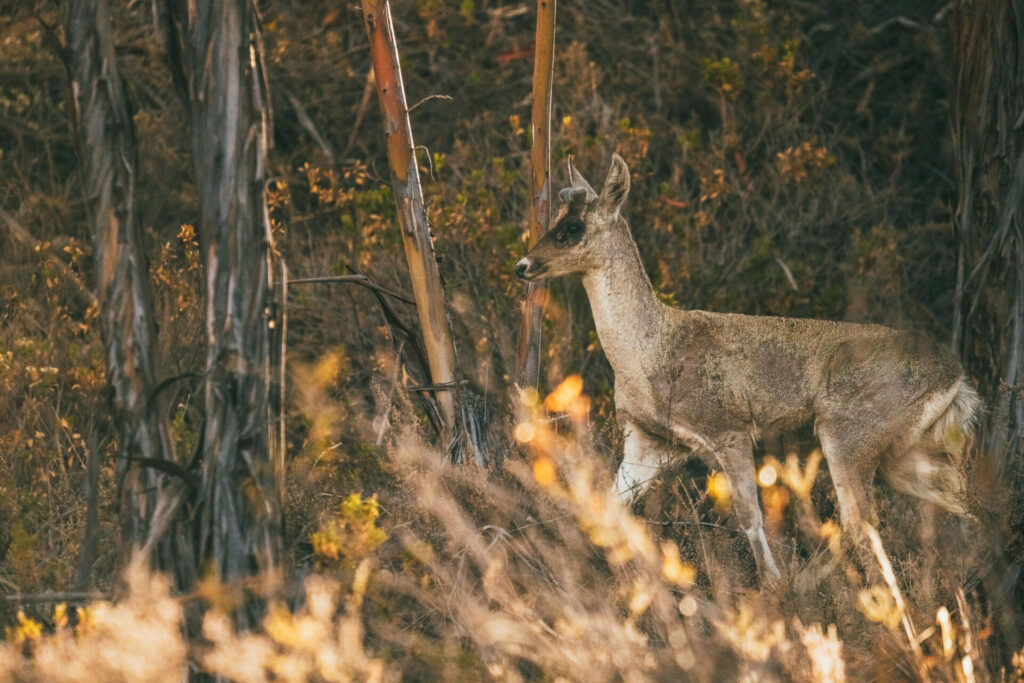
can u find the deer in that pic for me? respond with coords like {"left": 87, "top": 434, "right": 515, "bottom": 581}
{"left": 514, "top": 154, "right": 981, "bottom": 583}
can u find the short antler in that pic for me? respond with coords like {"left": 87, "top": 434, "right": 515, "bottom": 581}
{"left": 566, "top": 155, "right": 597, "bottom": 202}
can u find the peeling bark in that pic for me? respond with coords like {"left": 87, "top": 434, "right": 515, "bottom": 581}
{"left": 361, "top": 0, "right": 460, "bottom": 445}
{"left": 515, "top": 0, "right": 557, "bottom": 392}
{"left": 951, "top": 0, "right": 1024, "bottom": 479}
{"left": 60, "top": 0, "right": 192, "bottom": 582}
{"left": 950, "top": 0, "right": 1024, "bottom": 649}
{"left": 159, "top": 0, "right": 283, "bottom": 622}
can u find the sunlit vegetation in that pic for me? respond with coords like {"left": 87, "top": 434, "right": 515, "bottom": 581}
{"left": 1, "top": 0, "right": 1021, "bottom": 679}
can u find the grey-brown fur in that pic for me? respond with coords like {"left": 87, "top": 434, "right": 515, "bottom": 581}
{"left": 515, "top": 154, "right": 981, "bottom": 582}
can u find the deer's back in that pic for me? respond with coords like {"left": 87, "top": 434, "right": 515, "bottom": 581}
{"left": 633, "top": 309, "right": 965, "bottom": 440}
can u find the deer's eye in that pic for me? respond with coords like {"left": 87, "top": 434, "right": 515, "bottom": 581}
{"left": 565, "top": 221, "right": 583, "bottom": 235}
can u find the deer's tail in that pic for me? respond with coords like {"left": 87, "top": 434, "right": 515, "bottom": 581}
{"left": 930, "top": 377, "right": 982, "bottom": 467}
{"left": 881, "top": 377, "right": 981, "bottom": 519}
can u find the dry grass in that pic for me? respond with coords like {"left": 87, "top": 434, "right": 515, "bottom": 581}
{"left": 0, "top": 376, "right": 1014, "bottom": 680}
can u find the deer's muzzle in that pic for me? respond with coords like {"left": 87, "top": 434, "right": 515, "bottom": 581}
{"left": 515, "top": 257, "right": 545, "bottom": 280}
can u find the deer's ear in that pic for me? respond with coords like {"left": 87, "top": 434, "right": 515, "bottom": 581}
{"left": 567, "top": 156, "right": 597, "bottom": 202}
{"left": 600, "top": 154, "right": 630, "bottom": 214}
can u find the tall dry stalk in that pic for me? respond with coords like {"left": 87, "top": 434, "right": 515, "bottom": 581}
{"left": 514, "top": 0, "right": 557, "bottom": 392}
{"left": 361, "top": 0, "right": 459, "bottom": 442}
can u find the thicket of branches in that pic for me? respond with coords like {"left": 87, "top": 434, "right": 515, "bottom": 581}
{"left": 0, "top": 0, "right": 1022, "bottom": 678}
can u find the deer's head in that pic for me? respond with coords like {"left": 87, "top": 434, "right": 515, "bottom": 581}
{"left": 515, "top": 154, "right": 630, "bottom": 281}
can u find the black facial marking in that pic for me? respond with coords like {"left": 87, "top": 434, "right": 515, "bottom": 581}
{"left": 552, "top": 212, "right": 586, "bottom": 247}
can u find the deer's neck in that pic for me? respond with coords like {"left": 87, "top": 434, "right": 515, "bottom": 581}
{"left": 581, "top": 225, "right": 666, "bottom": 373}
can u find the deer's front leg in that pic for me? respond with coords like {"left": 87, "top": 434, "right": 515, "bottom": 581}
{"left": 710, "top": 432, "right": 782, "bottom": 584}
{"left": 614, "top": 421, "right": 673, "bottom": 502}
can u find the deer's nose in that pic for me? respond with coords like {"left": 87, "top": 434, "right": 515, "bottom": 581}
{"left": 515, "top": 258, "right": 531, "bottom": 279}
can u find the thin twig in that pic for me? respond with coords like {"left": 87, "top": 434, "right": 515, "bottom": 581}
{"left": 774, "top": 257, "right": 799, "bottom": 291}
{"left": 407, "top": 93, "right": 452, "bottom": 113}
{"left": 412, "top": 380, "right": 469, "bottom": 392}
{"left": 287, "top": 274, "right": 414, "bottom": 305}
{"left": 288, "top": 270, "right": 442, "bottom": 438}
{"left": 341, "top": 67, "right": 376, "bottom": 159}
{"left": 71, "top": 431, "right": 101, "bottom": 592}
{"left": 863, "top": 523, "right": 931, "bottom": 682}
{"left": 867, "top": 16, "right": 924, "bottom": 35}
{"left": 280, "top": 85, "right": 335, "bottom": 161}
{"left": 278, "top": 260, "right": 288, "bottom": 488}
{"left": 954, "top": 586, "right": 979, "bottom": 680}
{"left": 128, "top": 456, "right": 199, "bottom": 485}
{"left": 5, "top": 591, "right": 107, "bottom": 603}
{"left": 414, "top": 145, "right": 436, "bottom": 180}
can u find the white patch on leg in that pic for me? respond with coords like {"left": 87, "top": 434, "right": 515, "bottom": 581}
{"left": 744, "top": 525, "right": 781, "bottom": 581}
{"left": 614, "top": 424, "right": 669, "bottom": 503}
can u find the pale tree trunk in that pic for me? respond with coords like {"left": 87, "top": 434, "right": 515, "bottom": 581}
{"left": 61, "top": 0, "right": 194, "bottom": 586}
{"left": 361, "top": 0, "right": 463, "bottom": 452}
{"left": 159, "top": 0, "right": 283, "bottom": 623}
{"left": 951, "top": 0, "right": 1024, "bottom": 487}
{"left": 515, "top": 0, "right": 557, "bottom": 392}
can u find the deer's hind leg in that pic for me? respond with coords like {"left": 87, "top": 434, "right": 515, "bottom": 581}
{"left": 710, "top": 431, "right": 781, "bottom": 583}
{"left": 815, "top": 422, "right": 884, "bottom": 538}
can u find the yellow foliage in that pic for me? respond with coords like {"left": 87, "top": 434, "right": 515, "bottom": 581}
{"left": 661, "top": 541, "right": 696, "bottom": 587}
{"left": 544, "top": 374, "right": 583, "bottom": 412}
{"left": 311, "top": 493, "right": 387, "bottom": 567}
{"left": 707, "top": 471, "right": 733, "bottom": 511}
{"left": 776, "top": 139, "right": 832, "bottom": 183}
{"left": 312, "top": 350, "right": 346, "bottom": 388}
{"left": 533, "top": 455, "right": 556, "bottom": 486}
{"left": 766, "top": 449, "right": 821, "bottom": 499}
{"left": 857, "top": 586, "right": 901, "bottom": 630}
{"left": 6, "top": 610, "right": 42, "bottom": 645}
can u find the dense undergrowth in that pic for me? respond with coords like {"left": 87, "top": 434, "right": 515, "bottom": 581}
{"left": 1, "top": 0, "right": 1021, "bottom": 679}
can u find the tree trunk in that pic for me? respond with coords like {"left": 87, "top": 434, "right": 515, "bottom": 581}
{"left": 950, "top": 0, "right": 1024, "bottom": 653}
{"left": 61, "top": 0, "right": 193, "bottom": 584}
{"left": 950, "top": 0, "right": 1024, "bottom": 486}
{"left": 361, "top": 0, "right": 461, "bottom": 448}
{"left": 515, "top": 0, "right": 557, "bottom": 392}
{"left": 158, "top": 0, "right": 283, "bottom": 623}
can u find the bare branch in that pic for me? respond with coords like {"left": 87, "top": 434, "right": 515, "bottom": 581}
{"left": 288, "top": 274, "right": 415, "bottom": 304}
{"left": 280, "top": 85, "right": 335, "bottom": 161}
{"left": 407, "top": 93, "right": 453, "bottom": 113}
{"left": 5, "top": 592, "right": 107, "bottom": 603}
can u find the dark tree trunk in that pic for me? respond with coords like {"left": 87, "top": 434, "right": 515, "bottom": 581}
{"left": 158, "top": 0, "right": 284, "bottom": 624}
{"left": 950, "top": 0, "right": 1024, "bottom": 653}
{"left": 61, "top": 0, "right": 194, "bottom": 586}
{"left": 951, "top": 0, "right": 1024, "bottom": 488}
